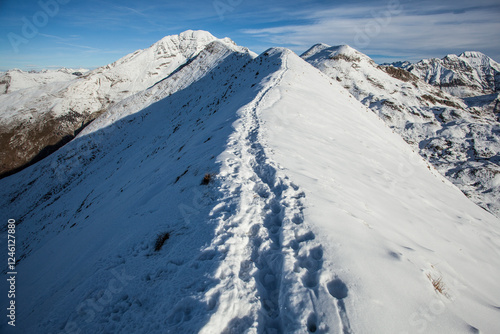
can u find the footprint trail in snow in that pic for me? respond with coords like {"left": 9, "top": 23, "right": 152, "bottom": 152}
{"left": 200, "top": 51, "right": 348, "bottom": 334}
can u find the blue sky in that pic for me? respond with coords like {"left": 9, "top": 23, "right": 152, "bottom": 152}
{"left": 1, "top": 0, "right": 499, "bottom": 71}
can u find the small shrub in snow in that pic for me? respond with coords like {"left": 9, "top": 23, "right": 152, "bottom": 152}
{"left": 201, "top": 173, "right": 212, "bottom": 185}
{"left": 154, "top": 232, "right": 170, "bottom": 251}
{"left": 427, "top": 273, "right": 448, "bottom": 296}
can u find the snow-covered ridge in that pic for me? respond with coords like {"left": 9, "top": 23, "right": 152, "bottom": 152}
{"left": 0, "top": 30, "right": 245, "bottom": 178}
{"left": 81, "top": 39, "right": 257, "bottom": 136}
{"left": 0, "top": 68, "right": 89, "bottom": 94}
{"left": 302, "top": 44, "right": 500, "bottom": 217}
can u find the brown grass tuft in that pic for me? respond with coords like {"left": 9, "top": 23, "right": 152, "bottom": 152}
{"left": 201, "top": 173, "right": 212, "bottom": 185}
{"left": 427, "top": 273, "right": 448, "bottom": 296}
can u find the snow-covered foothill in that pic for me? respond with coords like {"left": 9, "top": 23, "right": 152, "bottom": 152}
{"left": 0, "top": 68, "right": 89, "bottom": 94}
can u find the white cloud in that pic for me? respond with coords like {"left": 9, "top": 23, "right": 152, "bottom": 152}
{"left": 241, "top": 1, "right": 500, "bottom": 62}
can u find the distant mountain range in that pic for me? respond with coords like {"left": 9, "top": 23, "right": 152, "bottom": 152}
{"left": 391, "top": 51, "right": 500, "bottom": 98}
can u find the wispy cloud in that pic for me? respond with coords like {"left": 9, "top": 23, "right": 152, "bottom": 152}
{"left": 1, "top": 0, "right": 499, "bottom": 69}
{"left": 241, "top": 0, "right": 500, "bottom": 62}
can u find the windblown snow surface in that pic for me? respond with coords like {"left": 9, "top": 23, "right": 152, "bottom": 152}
{"left": 1, "top": 48, "right": 500, "bottom": 334}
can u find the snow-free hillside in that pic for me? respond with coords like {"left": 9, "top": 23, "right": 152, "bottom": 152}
{"left": 394, "top": 52, "right": 500, "bottom": 98}
{"left": 0, "top": 68, "right": 89, "bottom": 94}
{"left": 302, "top": 44, "right": 500, "bottom": 217}
{"left": 1, "top": 47, "right": 499, "bottom": 334}
{"left": 0, "top": 30, "right": 253, "bottom": 177}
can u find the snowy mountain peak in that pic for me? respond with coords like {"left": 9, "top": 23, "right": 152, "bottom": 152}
{"left": 155, "top": 30, "right": 218, "bottom": 54}
{"left": 0, "top": 30, "right": 250, "bottom": 178}
{"left": 302, "top": 43, "right": 500, "bottom": 216}
{"left": 459, "top": 50, "right": 489, "bottom": 60}
{"left": 393, "top": 51, "right": 500, "bottom": 97}
{"left": 262, "top": 46, "right": 295, "bottom": 57}
{"left": 103, "top": 30, "right": 221, "bottom": 72}
{"left": 301, "top": 44, "right": 374, "bottom": 65}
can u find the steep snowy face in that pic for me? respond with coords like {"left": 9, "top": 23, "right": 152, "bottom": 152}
{"left": 0, "top": 30, "right": 248, "bottom": 178}
{"left": 396, "top": 51, "right": 500, "bottom": 98}
{"left": 253, "top": 48, "right": 500, "bottom": 334}
{"left": 1, "top": 46, "right": 499, "bottom": 334}
{"left": 302, "top": 44, "right": 500, "bottom": 217}
{"left": 81, "top": 40, "right": 257, "bottom": 134}
{"left": 84, "top": 30, "right": 224, "bottom": 96}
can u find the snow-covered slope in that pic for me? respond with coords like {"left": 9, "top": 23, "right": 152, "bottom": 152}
{"left": 394, "top": 52, "right": 500, "bottom": 98}
{"left": 1, "top": 47, "right": 499, "bottom": 334}
{"left": 0, "top": 30, "right": 253, "bottom": 177}
{"left": 0, "top": 68, "right": 88, "bottom": 94}
{"left": 302, "top": 44, "right": 500, "bottom": 217}
{"left": 86, "top": 40, "right": 257, "bottom": 132}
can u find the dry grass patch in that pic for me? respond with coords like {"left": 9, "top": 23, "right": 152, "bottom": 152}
{"left": 201, "top": 173, "right": 213, "bottom": 185}
{"left": 427, "top": 273, "right": 448, "bottom": 297}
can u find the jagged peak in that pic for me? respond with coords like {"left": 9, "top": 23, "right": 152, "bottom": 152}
{"left": 415, "top": 51, "right": 497, "bottom": 66}
{"left": 385, "top": 60, "right": 412, "bottom": 68}
{"left": 457, "top": 51, "right": 500, "bottom": 68}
